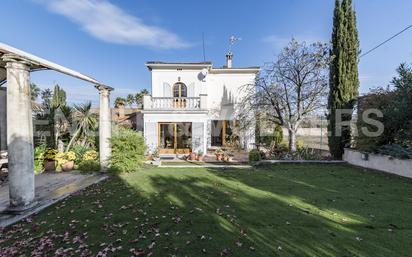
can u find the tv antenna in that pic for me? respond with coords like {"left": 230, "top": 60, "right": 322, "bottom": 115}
{"left": 229, "top": 35, "right": 241, "bottom": 52}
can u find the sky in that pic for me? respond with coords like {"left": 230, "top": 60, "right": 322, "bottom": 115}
{"left": 2, "top": 0, "right": 412, "bottom": 106}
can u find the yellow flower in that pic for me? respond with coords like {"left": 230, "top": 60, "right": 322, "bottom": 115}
{"left": 83, "top": 150, "right": 98, "bottom": 161}
{"left": 65, "top": 151, "right": 76, "bottom": 161}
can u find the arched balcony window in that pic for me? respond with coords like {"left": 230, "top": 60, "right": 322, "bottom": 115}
{"left": 173, "top": 82, "right": 187, "bottom": 98}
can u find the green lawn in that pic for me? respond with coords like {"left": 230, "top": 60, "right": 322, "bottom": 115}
{"left": 1, "top": 164, "right": 412, "bottom": 256}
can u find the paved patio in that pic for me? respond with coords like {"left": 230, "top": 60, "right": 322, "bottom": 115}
{"left": 0, "top": 171, "right": 107, "bottom": 227}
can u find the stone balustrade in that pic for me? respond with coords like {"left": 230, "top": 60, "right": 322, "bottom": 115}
{"left": 144, "top": 96, "right": 207, "bottom": 110}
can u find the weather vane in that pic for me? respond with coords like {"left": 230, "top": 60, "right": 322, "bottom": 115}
{"left": 229, "top": 35, "right": 241, "bottom": 52}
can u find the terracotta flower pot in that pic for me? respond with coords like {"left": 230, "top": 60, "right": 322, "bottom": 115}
{"left": 61, "top": 161, "right": 74, "bottom": 171}
{"left": 44, "top": 161, "right": 56, "bottom": 172}
{"left": 197, "top": 155, "right": 204, "bottom": 161}
{"left": 190, "top": 152, "right": 197, "bottom": 161}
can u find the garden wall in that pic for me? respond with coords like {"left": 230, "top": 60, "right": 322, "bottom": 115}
{"left": 343, "top": 148, "right": 412, "bottom": 179}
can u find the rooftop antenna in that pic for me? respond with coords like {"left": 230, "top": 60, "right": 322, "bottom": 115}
{"left": 226, "top": 36, "right": 241, "bottom": 68}
{"left": 229, "top": 35, "right": 241, "bottom": 53}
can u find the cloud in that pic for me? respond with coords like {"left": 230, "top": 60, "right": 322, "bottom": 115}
{"left": 263, "top": 34, "right": 327, "bottom": 48}
{"left": 34, "top": 0, "right": 190, "bottom": 49}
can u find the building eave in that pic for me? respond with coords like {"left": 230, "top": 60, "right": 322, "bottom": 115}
{"left": 146, "top": 62, "right": 212, "bottom": 70}
{"left": 209, "top": 67, "right": 260, "bottom": 74}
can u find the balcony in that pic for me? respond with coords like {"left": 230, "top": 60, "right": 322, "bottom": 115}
{"left": 143, "top": 95, "right": 207, "bottom": 111}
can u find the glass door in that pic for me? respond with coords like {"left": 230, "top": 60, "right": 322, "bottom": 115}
{"left": 159, "top": 123, "right": 176, "bottom": 154}
{"left": 158, "top": 122, "right": 192, "bottom": 154}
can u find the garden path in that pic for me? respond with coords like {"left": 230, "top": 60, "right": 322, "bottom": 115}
{"left": 0, "top": 171, "right": 107, "bottom": 227}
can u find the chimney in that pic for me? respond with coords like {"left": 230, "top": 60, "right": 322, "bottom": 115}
{"left": 226, "top": 51, "right": 233, "bottom": 68}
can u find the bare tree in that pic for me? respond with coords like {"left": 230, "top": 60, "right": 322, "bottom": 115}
{"left": 239, "top": 39, "right": 331, "bottom": 152}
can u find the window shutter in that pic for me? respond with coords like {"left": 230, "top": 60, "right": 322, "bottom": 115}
{"left": 188, "top": 83, "right": 195, "bottom": 97}
{"left": 163, "top": 83, "right": 172, "bottom": 97}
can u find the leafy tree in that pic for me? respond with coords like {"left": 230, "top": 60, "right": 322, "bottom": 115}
{"left": 135, "top": 89, "right": 149, "bottom": 109}
{"left": 126, "top": 94, "right": 135, "bottom": 107}
{"left": 30, "top": 83, "right": 40, "bottom": 101}
{"left": 51, "top": 84, "right": 67, "bottom": 108}
{"left": 356, "top": 63, "right": 412, "bottom": 152}
{"left": 65, "top": 102, "right": 98, "bottom": 151}
{"left": 41, "top": 88, "right": 52, "bottom": 107}
{"left": 114, "top": 97, "right": 126, "bottom": 108}
{"left": 327, "top": 0, "right": 360, "bottom": 159}
{"left": 239, "top": 39, "right": 331, "bottom": 152}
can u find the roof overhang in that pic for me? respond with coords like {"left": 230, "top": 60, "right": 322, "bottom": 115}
{"left": 146, "top": 62, "right": 212, "bottom": 70}
{"left": 145, "top": 61, "right": 260, "bottom": 74}
{"left": 210, "top": 67, "right": 260, "bottom": 74}
{"left": 0, "top": 42, "right": 112, "bottom": 90}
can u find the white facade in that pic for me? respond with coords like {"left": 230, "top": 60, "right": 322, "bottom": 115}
{"left": 142, "top": 60, "right": 259, "bottom": 155}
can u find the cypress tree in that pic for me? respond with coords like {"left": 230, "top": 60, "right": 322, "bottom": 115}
{"left": 328, "top": 0, "right": 359, "bottom": 159}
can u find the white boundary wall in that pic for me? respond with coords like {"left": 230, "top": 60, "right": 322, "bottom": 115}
{"left": 343, "top": 148, "right": 412, "bottom": 179}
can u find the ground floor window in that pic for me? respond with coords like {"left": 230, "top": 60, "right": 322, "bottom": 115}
{"left": 158, "top": 122, "right": 192, "bottom": 154}
{"left": 211, "top": 120, "right": 238, "bottom": 147}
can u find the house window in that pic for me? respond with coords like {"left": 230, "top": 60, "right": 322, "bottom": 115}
{"left": 211, "top": 120, "right": 239, "bottom": 147}
{"left": 173, "top": 82, "right": 187, "bottom": 98}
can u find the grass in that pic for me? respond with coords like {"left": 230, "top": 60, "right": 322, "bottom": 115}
{"left": 1, "top": 164, "right": 412, "bottom": 256}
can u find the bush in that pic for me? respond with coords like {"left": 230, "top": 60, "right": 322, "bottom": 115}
{"left": 109, "top": 127, "right": 147, "bottom": 173}
{"left": 249, "top": 149, "right": 262, "bottom": 163}
{"left": 72, "top": 145, "right": 95, "bottom": 160}
{"left": 296, "top": 139, "right": 304, "bottom": 150}
{"left": 356, "top": 64, "right": 412, "bottom": 151}
{"left": 78, "top": 160, "right": 100, "bottom": 172}
{"left": 273, "top": 125, "right": 283, "bottom": 146}
{"left": 34, "top": 145, "right": 47, "bottom": 173}
{"left": 376, "top": 144, "right": 412, "bottom": 159}
{"left": 260, "top": 125, "right": 284, "bottom": 146}
{"left": 83, "top": 150, "right": 98, "bottom": 161}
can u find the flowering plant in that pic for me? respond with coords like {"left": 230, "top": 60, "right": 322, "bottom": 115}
{"left": 44, "top": 149, "right": 58, "bottom": 161}
{"left": 65, "top": 151, "right": 76, "bottom": 161}
{"left": 83, "top": 150, "right": 98, "bottom": 161}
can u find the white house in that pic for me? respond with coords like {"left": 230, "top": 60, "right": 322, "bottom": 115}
{"left": 142, "top": 53, "right": 259, "bottom": 156}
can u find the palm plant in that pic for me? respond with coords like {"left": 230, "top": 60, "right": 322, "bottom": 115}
{"left": 114, "top": 97, "right": 126, "bottom": 108}
{"left": 30, "top": 83, "right": 41, "bottom": 101}
{"left": 41, "top": 88, "right": 52, "bottom": 107}
{"left": 135, "top": 89, "right": 149, "bottom": 109}
{"left": 126, "top": 94, "right": 135, "bottom": 107}
{"left": 65, "top": 102, "right": 98, "bottom": 151}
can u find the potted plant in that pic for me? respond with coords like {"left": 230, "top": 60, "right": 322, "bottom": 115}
{"left": 43, "top": 149, "right": 57, "bottom": 172}
{"left": 214, "top": 148, "right": 224, "bottom": 161}
{"left": 223, "top": 152, "right": 230, "bottom": 162}
{"left": 197, "top": 150, "right": 204, "bottom": 161}
{"left": 152, "top": 148, "right": 160, "bottom": 161}
{"left": 61, "top": 151, "right": 76, "bottom": 171}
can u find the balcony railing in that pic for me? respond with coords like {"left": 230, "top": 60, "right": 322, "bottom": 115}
{"left": 143, "top": 95, "right": 207, "bottom": 110}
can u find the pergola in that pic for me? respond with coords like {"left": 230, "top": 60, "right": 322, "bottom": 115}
{"left": 0, "top": 42, "right": 113, "bottom": 213}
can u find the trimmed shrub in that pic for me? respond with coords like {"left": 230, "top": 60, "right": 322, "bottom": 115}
{"left": 109, "top": 127, "right": 147, "bottom": 173}
{"left": 376, "top": 144, "right": 412, "bottom": 159}
{"left": 78, "top": 160, "right": 100, "bottom": 172}
{"left": 249, "top": 149, "right": 262, "bottom": 163}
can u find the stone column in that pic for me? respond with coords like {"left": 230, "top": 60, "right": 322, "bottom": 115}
{"left": 0, "top": 87, "right": 6, "bottom": 151}
{"left": 2, "top": 54, "right": 35, "bottom": 211}
{"left": 97, "top": 85, "right": 112, "bottom": 171}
